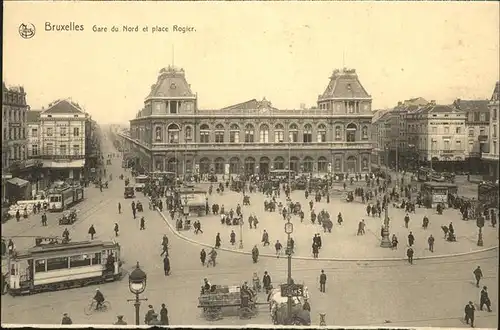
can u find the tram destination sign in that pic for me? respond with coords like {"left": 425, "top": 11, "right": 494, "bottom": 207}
{"left": 280, "top": 284, "right": 304, "bottom": 297}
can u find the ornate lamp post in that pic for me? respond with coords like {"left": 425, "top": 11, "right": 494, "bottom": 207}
{"left": 380, "top": 197, "right": 392, "bottom": 248}
{"left": 127, "top": 262, "right": 148, "bottom": 325}
{"left": 284, "top": 216, "right": 294, "bottom": 323}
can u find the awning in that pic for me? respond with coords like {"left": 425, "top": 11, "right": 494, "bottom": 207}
{"left": 7, "top": 177, "right": 29, "bottom": 187}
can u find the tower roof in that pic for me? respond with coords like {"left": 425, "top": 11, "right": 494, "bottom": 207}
{"left": 319, "top": 68, "right": 370, "bottom": 100}
{"left": 146, "top": 66, "right": 195, "bottom": 99}
{"left": 43, "top": 99, "right": 84, "bottom": 114}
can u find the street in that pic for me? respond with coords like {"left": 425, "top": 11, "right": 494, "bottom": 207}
{"left": 0, "top": 134, "right": 497, "bottom": 327}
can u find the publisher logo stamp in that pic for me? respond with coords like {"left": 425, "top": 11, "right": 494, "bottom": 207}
{"left": 19, "top": 23, "right": 36, "bottom": 39}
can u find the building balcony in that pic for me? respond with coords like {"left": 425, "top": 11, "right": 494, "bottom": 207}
{"left": 149, "top": 141, "right": 374, "bottom": 151}
{"left": 30, "top": 154, "right": 85, "bottom": 160}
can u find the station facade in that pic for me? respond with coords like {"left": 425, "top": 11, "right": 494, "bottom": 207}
{"left": 120, "top": 66, "right": 374, "bottom": 176}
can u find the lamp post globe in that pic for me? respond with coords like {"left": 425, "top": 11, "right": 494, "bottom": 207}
{"left": 285, "top": 221, "right": 293, "bottom": 235}
{"left": 128, "top": 262, "right": 147, "bottom": 295}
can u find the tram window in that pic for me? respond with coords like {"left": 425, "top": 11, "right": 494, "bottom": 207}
{"left": 92, "top": 253, "right": 102, "bottom": 265}
{"left": 46, "top": 257, "right": 69, "bottom": 271}
{"left": 70, "top": 254, "right": 91, "bottom": 268}
{"left": 35, "top": 260, "right": 46, "bottom": 273}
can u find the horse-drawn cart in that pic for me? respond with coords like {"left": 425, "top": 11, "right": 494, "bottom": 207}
{"left": 198, "top": 285, "right": 258, "bottom": 321}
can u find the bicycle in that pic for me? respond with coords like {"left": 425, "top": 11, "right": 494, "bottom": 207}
{"left": 84, "top": 300, "right": 111, "bottom": 316}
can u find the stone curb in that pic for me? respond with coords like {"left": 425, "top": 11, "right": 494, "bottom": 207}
{"left": 157, "top": 210, "right": 498, "bottom": 262}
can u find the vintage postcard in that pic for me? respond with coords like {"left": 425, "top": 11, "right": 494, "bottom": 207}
{"left": 1, "top": 1, "right": 499, "bottom": 328}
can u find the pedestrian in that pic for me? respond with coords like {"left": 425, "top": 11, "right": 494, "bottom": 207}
{"left": 230, "top": 230, "right": 236, "bottom": 245}
{"left": 148, "top": 313, "right": 162, "bottom": 325}
{"left": 163, "top": 256, "right": 170, "bottom": 276}
{"left": 312, "top": 243, "right": 319, "bottom": 258}
{"left": 118, "top": 202, "right": 121, "bottom": 214}
{"left": 88, "top": 225, "right": 96, "bottom": 240}
{"left": 1, "top": 240, "right": 6, "bottom": 257}
{"left": 406, "top": 247, "right": 414, "bottom": 264}
{"left": 140, "top": 217, "right": 145, "bottom": 230}
{"left": 303, "top": 299, "right": 311, "bottom": 312}
{"left": 215, "top": 233, "right": 221, "bottom": 248}
{"left": 404, "top": 213, "right": 410, "bottom": 228}
{"left": 61, "top": 313, "right": 72, "bottom": 325}
{"left": 274, "top": 240, "right": 282, "bottom": 258}
{"left": 319, "top": 270, "right": 327, "bottom": 293}
{"left": 473, "top": 266, "right": 483, "bottom": 288}
{"left": 428, "top": 234, "right": 434, "bottom": 252}
{"left": 261, "top": 230, "right": 270, "bottom": 246}
{"left": 160, "top": 303, "right": 169, "bottom": 325}
{"left": 464, "top": 301, "right": 475, "bottom": 327}
{"left": 391, "top": 234, "right": 398, "bottom": 250}
{"left": 200, "top": 248, "right": 206, "bottom": 266}
{"left": 144, "top": 305, "right": 155, "bottom": 324}
{"left": 114, "top": 315, "right": 127, "bottom": 325}
{"left": 357, "top": 220, "right": 365, "bottom": 235}
{"left": 480, "top": 286, "right": 492, "bottom": 312}
{"left": 408, "top": 231, "right": 415, "bottom": 247}
{"left": 114, "top": 223, "right": 119, "bottom": 237}
{"left": 263, "top": 271, "right": 272, "bottom": 294}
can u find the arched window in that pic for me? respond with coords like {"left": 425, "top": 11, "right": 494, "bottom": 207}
{"left": 199, "top": 157, "right": 211, "bottom": 174}
{"left": 214, "top": 157, "right": 225, "bottom": 174}
{"left": 185, "top": 126, "right": 192, "bottom": 142}
{"left": 274, "top": 124, "right": 284, "bottom": 143}
{"left": 274, "top": 156, "right": 285, "bottom": 170}
{"left": 303, "top": 124, "right": 312, "bottom": 143}
{"left": 167, "top": 158, "right": 178, "bottom": 173}
{"left": 346, "top": 156, "right": 357, "bottom": 173}
{"left": 361, "top": 157, "right": 369, "bottom": 171}
{"left": 245, "top": 124, "right": 254, "bottom": 142}
{"left": 259, "top": 124, "right": 269, "bottom": 143}
{"left": 230, "top": 124, "right": 240, "bottom": 143}
{"left": 244, "top": 157, "right": 255, "bottom": 175}
{"left": 335, "top": 125, "right": 342, "bottom": 140}
{"left": 200, "top": 124, "right": 210, "bottom": 143}
{"left": 155, "top": 126, "right": 162, "bottom": 142}
{"left": 317, "top": 124, "right": 326, "bottom": 142}
{"left": 346, "top": 123, "right": 357, "bottom": 142}
{"left": 168, "top": 124, "right": 179, "bottom": 143}
{"left": 318, "top": 156, "right": 328, "bottom": 172}
{"left": 289, "top": 124, "right": 298, "bottom": 142}
{"left": 215, "top": 124, "right": 225, "bottom": 143}
{"left": 229, "top": 157, "right": 241, "bottom": 174}
{"left": 289, "top": 156, "right": 299, "bottom": 173}
{"left": 362, "top": 126, "right": 369, "bottom": 140}
{"left": 303, "top": 156, "right": 313, "bottom": 173}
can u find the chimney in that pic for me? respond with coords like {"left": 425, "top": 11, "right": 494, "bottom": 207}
{"left": 430, "top": 100, "right": 436, "bottom": 105}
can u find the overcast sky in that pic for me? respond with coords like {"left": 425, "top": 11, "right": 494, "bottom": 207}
{"left": 4, "top": 1, "right": 499, "bottom": 125}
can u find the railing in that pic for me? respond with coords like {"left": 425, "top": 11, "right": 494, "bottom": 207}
{"left": 30, "top": 154, "right": 85, "bottom": 160}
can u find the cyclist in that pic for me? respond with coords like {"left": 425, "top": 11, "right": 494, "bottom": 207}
{"left": 94, "top": 288, "right": 105, "bottom": 310}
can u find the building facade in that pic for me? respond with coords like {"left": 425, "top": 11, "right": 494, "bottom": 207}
{"left": 32, "top": 99, "right": 88, "bottom": 181}
{"left": 2, "top": 83, "right": 31, "bottom": 202}
{"left": 120, "top": 66, "right": 374, "bottom": 176}
{"left": 482, "top": 82, "right": 499, "bottom": 181}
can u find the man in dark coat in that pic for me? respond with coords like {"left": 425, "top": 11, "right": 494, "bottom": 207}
{"left": 163, "top": 256, "right": 170, "bottom": 276}
{"left": 200, "top": 249, "right": 206, "bottom": 266}
{"left": 464, "top": 301, "right": 475, "bottom": 327}
{"left": 88, "top": 225, "right": 96, "bottom": 240}
{"left": 140, "top": 217, "right": 145, "bottom": 230}
{"left": 473, "top": 266, "right": 483, "bottom": 288}
{"left": 215, "top": 233, "right": 221, "bottom": 248}
{"left": 406, "top": 247, "right": 414, "bottom": 264}
{"left": 144, "top": 305, "right": 155, "bottom": 324}
{"left": 61, "top": 313, "right": 72, "bottom": 324}
{"left": 262, "top": 271, "right": 272, "bottom": 294}
{"left": 160, "top": 303, "right": 169, "bottom": 325}
{"left": 408, "top": 232, "right": 415, "bottom": 247}
{"left": 480, "top": 286, "right": 492, "bottom": 312}
{"left": 319, "top": 270, "right": 327, "bottom": 293}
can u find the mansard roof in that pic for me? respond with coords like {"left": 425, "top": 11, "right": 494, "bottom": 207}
{"left": 43, "top": 99, "right": 84, "bottom": 114}
{"left": 27, "top": 110, "right": 42, "bottom": 123}
{"left": 454, "top": 99, "right": 489, "bottom": 112}
{"left": 319, "top": 68, "right": 371, "bottom": 100}
{"left": 220, "top": 98, "right": 278, "bottom": 112}
{"left": 147, "top": 66, "right": 195, "bottom": 99}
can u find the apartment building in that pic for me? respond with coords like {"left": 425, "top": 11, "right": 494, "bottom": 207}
{"left": 482, "top": 82, "right": 499, "bottom": 181}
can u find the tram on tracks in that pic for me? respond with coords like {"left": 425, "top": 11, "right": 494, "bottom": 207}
{"left": 7, "top": 238, "right": 122, "bottom": 296}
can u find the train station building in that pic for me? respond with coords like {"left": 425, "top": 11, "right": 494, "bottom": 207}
{"left": 119, "top": 65, "right": 374, "bottom": 176}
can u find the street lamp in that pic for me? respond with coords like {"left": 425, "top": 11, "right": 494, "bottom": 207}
{"left": 284, "top": 216, "right": 294, "bottom": 324}
{"left": 239, "top": 213, "right": 244, "bottom": 249}
{"left": 477, "top": 216, "right": 485, "bottom": 246}
{"left": 127, "top": 262, "right": 148, "bottom": 325}
{"left": 380, "top": 196, "right": 392, "bottom": 248}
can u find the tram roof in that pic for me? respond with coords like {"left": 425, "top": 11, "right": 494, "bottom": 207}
{"left": 421, "top": 182, "right": 458, "bottom": 188}
{"left": 28, "top": 240, "right": 114, "bottom": 254}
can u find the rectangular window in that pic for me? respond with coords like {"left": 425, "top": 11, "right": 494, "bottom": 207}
{"left": 73, "top": 144, "right": 80, "bottom": 155}
{"left": 70, "top": 254, "right": 91, "bottom": 268}
{"left": 456, "top": 140, "right": 461, "bottom": 149}
{"left": 32, "top": 128, "right": 38, "bottom": 137}
{"left": 480, "top": 128, "right": 485, "bottom": 136}
{"left": 432, "top": 127, "right": 437, "bottom": 134}
{"left": 92, "top": 253, "right": 102, "bottom": 265}
{"left": 215, "top": 132, "right": 224, "bottom": 143}
{"left": 200, "top": 132, "right": 209, "bottom": 143}
{"left": 230, "top": 131, "right": 240, "bottom": 143}
{"left": 32, "top": 144, "right": 39, "bottom": 156}
{"left": 444, "top": 140, "right": 450, "bottom": 150}
{"left": 46, "top": 257, "right": 69, "bottom": 271}
{"left": 60, "top": 127, "right": 67, "bottom": 137}
{"left": 46, "top": 143, "right": 53, "bottom": 155}
{"left": 260, "top": 130, "right": 269, "bottom": 143}
{"left": 60, "top": 144, "right": 67, "bottom": 155}
{"left": 35, "top": 259, "right": 46, "bottom": 273}
{"left": 474, "top": 113, "right": 480, "bottom": 122}
{"left": 275, "top": 131, "right": 284, "bottom": 143}
{"left": 317, "top": 131, "right": 326, "bottom": 142}
{"left": 455, "top": 127, "right": 461, "bottom": 134}
{"left": 494, "top": 125, "right": 497, "bottom": 138}
{"left": 444, "top": 127, "right": 449, "bottom": 134}
{"left": 47, "top": 128, "right": 53, "bottom": 136}
{"left": 289, "top": 131, "right": 298, "bottom": 142}
{"left": 480, "top": 113, "right": 485, "bottom": 122}
{"left": 468, "top": 129, "right": 474, "bottom": 137}
{"left": 494, "top": 142, "right": 497, "bottom": 154}
{"left": 73, "top": 127, "right": 79, "bottom": 136}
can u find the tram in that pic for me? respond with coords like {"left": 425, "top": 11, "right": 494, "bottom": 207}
{"left": 7, "top": 238, "right": 122, "bottom": 296}
{"left": 47, "top": 184, "right": 84, "bottom": 212}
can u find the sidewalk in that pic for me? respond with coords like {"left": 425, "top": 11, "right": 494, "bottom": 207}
{"left": 161, "top": 189, "right": 498, "bottom": 260}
